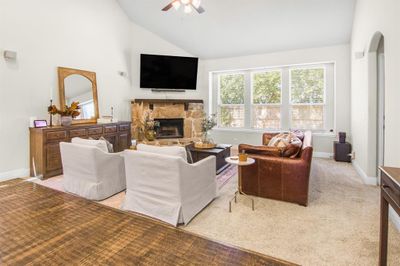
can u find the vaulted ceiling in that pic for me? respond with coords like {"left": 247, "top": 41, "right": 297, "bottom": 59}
{"left": 118, "top": 0, "right": 356, "bottom": 59}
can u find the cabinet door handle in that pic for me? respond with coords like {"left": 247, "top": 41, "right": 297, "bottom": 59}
{"left": 383, "top": 185, "right": 391, "bottom": 190}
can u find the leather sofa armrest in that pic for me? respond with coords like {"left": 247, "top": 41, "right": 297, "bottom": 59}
{"left": 239, "top": 144, "right": 282, "bottom": 157}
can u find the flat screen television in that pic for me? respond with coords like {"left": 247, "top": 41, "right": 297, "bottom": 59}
{"left": 140, "top": 54, "right": 199, "bottom": 90}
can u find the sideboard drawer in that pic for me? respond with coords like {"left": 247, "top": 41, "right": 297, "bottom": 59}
{"left": 70, "top": 129, "right": 87, "bottom": 138}
{"left": 119, "top": 124, "right": 130, "bottom": 131}
{"left": 104, "top": 126, "right": 117, "bottom": 133}
{"left": 46, "top": 131, "right": 67, "bottom": 141}
{"left": 88, "top": 127, "right": 103, "bottom": 135}
{"left": 382, "top": 173, "right": 400, "bottom": 207}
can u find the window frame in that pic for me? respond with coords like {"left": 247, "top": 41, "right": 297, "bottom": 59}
{"left": 289, "top": 66, "right": 327, "bottom": 130}
{"left": 250, "top": 69, "right": 283, "bottom": 130}
{"left": 211, "top": 62, "right": 335, "bottom": 133}
{"left": 217, "top": 72, "right": 246, "bottom": 128}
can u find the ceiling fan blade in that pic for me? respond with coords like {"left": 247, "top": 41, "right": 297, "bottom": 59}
{"left": 191, "top": 4, "right": 205, "bottom": 14}
{"left": 162, "top": 1, "right": 175, "bottom": 11}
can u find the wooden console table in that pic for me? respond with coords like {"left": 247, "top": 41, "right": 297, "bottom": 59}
{"left": 30, "top": 122, "right": 131, "bottom": 179}
{"left": 379, "top": 167, "right": 400, "bottom": 265}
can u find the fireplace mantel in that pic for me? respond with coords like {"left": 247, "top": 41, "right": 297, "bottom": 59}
{"left": 132, "top": 99, "right": 203, "bottom": 111}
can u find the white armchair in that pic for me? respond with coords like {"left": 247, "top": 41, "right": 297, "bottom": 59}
{"left": 60, "top": 142, "right": 126, "bottom": 200}
{"left": 122, "top": 150, "right": 218, "bottom": 226}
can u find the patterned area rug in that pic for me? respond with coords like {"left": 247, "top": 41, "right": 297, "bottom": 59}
{"left": 216, "top": 164, "right": 237, "bottom": 189}
{"left": 32, "top": 164, "right": 237, "bottom": 193}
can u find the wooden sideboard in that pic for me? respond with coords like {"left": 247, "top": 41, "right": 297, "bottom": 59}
{"left": 30, "top": 122, "right": 131, "bottom": 179}
{"left": 379, "top": 166, "right": 400, "bottom": 265}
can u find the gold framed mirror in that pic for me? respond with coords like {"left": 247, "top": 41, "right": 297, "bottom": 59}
{"left": 58, "top": 67, "right": 99, "bottom": 124}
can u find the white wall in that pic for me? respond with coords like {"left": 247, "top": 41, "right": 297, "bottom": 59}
{"left": 0, "top": 0, "right": 201, "bottom": 178}
{"left": 201, "top": 45, "right": 351, "bottom": 154}
{"left": 129, "top": 23, "right": 209, "bottom": 101}
{"left": 351, "top": 0, "right": 400, "bottom": 181}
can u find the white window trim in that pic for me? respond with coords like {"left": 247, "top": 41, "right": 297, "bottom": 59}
{"left": 211, "top": 62, "right": 335, "bottom": 133}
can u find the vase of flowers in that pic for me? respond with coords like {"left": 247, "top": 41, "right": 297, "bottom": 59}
{"left": 60, "top": 116, "right": 73, "bottom": 127}
{"left": 194, "top": 113, "right": 217, "bottom": 149}
{"left": 145, "top": 118, "right": 160, "bottom": 141}
{"left": 201, "top": 114, "right": 217, "bottom": 142}
{"left": 48, "top": 102, "right": 81, "bottom": 126}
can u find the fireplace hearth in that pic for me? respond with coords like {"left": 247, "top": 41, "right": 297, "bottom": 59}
{"left": 155, "top": 118, "right": 184, "bottom": 139}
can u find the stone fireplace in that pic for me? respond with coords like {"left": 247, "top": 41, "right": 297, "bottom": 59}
{"left": 131, "top": 99, "right": 204, "bottom": 140}
{"left": 155, "top": 118, "right": 184, "bottom": 139}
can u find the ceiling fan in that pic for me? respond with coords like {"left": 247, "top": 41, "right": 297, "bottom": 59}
{"left": 162, "top": 0, "right": 205, "bottom": 14}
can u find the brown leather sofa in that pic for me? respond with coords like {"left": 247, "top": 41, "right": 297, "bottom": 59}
{"left": 238, "top": 131, "right": 313, "bottom": 206}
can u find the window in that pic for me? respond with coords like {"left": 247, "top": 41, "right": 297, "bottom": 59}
{"left": 212, "top": 63, "right": 334, "bottom": 132}
{"left": 78, "top": 100, "right": 95, "bottom": 119}
{"left": 251, "top": 70, "right": 282, "bottom": 129}
{"left": 290, "top": 67, "right": 325, "bottom": 130}
{"left": 218, "top": 73, "right": 245, "bottom": 128}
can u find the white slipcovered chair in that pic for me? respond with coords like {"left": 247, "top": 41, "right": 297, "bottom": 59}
{"left": 122, "top": 149, "right": 218, "bottom": 226}
{"left": 60, "top": 142, "right": 126, "bottom": 200}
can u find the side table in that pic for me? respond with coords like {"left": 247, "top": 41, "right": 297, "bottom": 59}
{"left": 225, "top": 156, "right": 256, "bottom": 212}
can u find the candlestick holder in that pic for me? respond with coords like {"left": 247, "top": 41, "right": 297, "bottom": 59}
{"left": 48, "top": 99, "right": 53, "bottom": 127}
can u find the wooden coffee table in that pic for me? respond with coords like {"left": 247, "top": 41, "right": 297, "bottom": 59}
{"left": 189, "top": 144, "right": 232, "bottom": 174}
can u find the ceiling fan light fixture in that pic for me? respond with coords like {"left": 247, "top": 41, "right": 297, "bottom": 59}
{"left": 192, "top": 0, "right": 201, "bottom": 8}
{"left": 184, "top": 4, "right": 192, "bottom": 13}
{"left": 172, "top": 1, "right": 181, "bottom": 10}
{"left": 162, "top": 0, "right": 204, "bottom": 14}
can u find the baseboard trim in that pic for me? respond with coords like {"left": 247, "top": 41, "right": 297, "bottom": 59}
{"left": 352, "top": 160, "right": 377, "bottom": 185}
{"left": 313, "top": 152, "right": 333, "bottom": 159}
{"left": 0, "top": 168, "right": 30, "bottom": 182}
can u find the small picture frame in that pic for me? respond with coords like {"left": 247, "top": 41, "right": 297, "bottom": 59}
{"left": 34, "top": 120, "right": 48, "bottom": 128}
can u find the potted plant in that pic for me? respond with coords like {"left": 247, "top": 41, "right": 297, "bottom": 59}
{"left": 195, "top": 113, "right": 217, "bottom": 149}
{"left": 48, "top": 102, "right": 81, "bottom": 126}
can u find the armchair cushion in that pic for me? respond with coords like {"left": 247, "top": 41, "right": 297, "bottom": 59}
{"left": 136, "top": 144, "right": 187, "bottom": 162}
{"left": 71, "top": 137, "right": 109, "bottom": 153}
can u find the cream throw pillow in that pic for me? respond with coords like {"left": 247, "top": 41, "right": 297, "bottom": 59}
{"left": 136, "top": 144, "right": 188, "bottom": 162}
{"left": 71, "top": 137, "right": 109, "bottom": 153}
{"left": 268, "top": 132, "right": 303, "bottom": 158}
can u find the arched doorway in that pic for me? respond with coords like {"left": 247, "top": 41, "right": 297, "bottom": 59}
{"left": 367, "top": 32, "right": 385, "bottom": 183}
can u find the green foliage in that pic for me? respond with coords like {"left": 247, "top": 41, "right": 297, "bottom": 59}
{"left": 252, "top": 71, "right": 281, "bottom": 104}
{"left": 219, "top": 107, "right": 233, "bottom": 127}
{"left": 219, "top": 74, "right": 245, "bottom": 104}
{"left": 202, "top": 113, "right": 217, "bottom": 132}
{"left": 291, "top": 68, "right": 324, "bottom": 104}
{"left": 219, "top": 106, "right": 243, "bottom": 127}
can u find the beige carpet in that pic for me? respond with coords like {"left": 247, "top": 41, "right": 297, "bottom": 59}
{"left": 34, "top": 158, "right": 400, "bottom": 265}
{"left": 182, "top": 158, "right": 400, "bottom": 265}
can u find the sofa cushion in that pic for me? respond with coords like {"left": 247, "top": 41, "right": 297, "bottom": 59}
{"left": 136, "top": 144, "right": 187, "bottom": 162}
{"left": 71, "top": 137, "right": 109, "bottom": 153}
